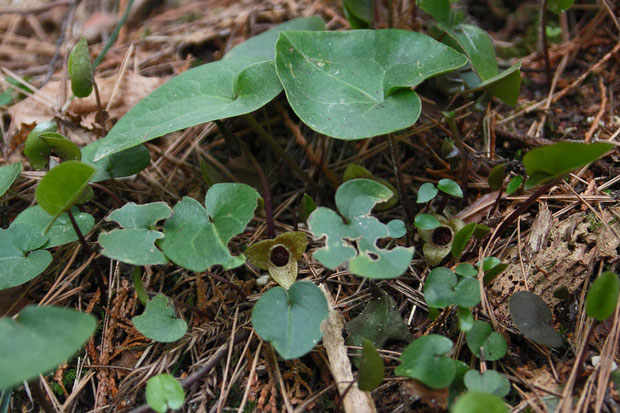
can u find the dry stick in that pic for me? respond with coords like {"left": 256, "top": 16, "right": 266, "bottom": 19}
{"left": 540, "top": 0, "right": 552, "bottom": 91}
{"left": 127, "top": 329, "right": 251, "bottom": 413}
{"left": 66, "top": 209, "right": 107, "bottom": 305}
{"left": 215, "top": 120, "right": 275, "bottom": 238}
{"left": 387, "top": 134, "right": 415, "bottom": 228}
{"left": 243, "top": 114, "right": 323, "bottom": 196}
{"left": 91, "top": 80, "right": 107, "bottom": 138}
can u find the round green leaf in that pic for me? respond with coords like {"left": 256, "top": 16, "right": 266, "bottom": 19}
{"left": 275, "top": 29, "right": 467, "bottom": 139}
{"left": 437, "top": 178, "right": 463, "bottom": 198}
{"left": 0, "top": 222, "right": 52, "bottom": 290}
{"left": 24, "top": 121, "right": 57, "bottom": 170}
{"left": 415, "top": 214, "right": 441, "bottom": 230}
{"left": 505, "top": 176, "right": 523, "bottom": 195}
{"left": 358, "top": 339, "right": 385, "bottom": 391}
{"left": 452, "top": 222, "right": 475, "bottom": 258}
{"left": 252, "top": 281, "right": 328, "bottom": 360}
{"left": 487, "top": 164, "right": 505, "bottom": 191}
{"left": 455, "top": 263, "right": 478, "bottom": 278}
{"left": 99, "top": 229, "right": 168, "bottom": 265}
{"left": 585, "top": 271, "right": 619, "bottom": 321}
{"left": 417, "top": 182, "right": 439, "bottom": 203}
{"left": 145, "top": 373, "right": 185, "bottom": 413}
{"left": 68, "top": 37, "right": 93, "bottom": 98}
{"left": 452, "top": 391, "right": 508, "bottom": 413}
{"left": 35, "top": 161, "right": 96, "bottom": 216}
{"left": 455, "top": 277, "right": 481, "bottom": 308}
{"left": 39, "top": 132, "right": 81, "bottom": 161}
{"left": 132, "top": 294, "right": 187, "bottom": 343}
{"left": 93, "top": 57, "right": 283, "bottom": 161}
{"left": 465, "top": 320, "right": 507, "bottom": 361}
{"left": 464, "top": 370, "right": 510, "bottom": 398}
{"left": 424, "top": 267, "right": 457, "bottom": 308}
{"left": 523, "top": 142, "right": 614, "bottom": 189}
{"left": 0, "top": 162, "right": 21, "bottom": 198}
{"left": 0, "top": 305, "right": 96, "bottom": 388}
{"left": 509, "top": 291, "right": 563, "bottom": 348}
{"left": 395, "top": 334, "right": 456, "bottom": 389}
{"left": 14, "top": 205, "right": 94, "bottom": 248}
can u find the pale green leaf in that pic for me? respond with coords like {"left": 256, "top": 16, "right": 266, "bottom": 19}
{"left": 146, "top": 374, "right": 185, "bottom": 413}
{"left": 13, "top": 206, "right": 94, "bottom": 248}
{"left": 132, "top": 294, "right": 187, "bottom": 342}
{"left": 35, "top": 161, "right": 96, "bottom": 216}
{"left": 0, "top": 162, "right": 21, "bottom": 198}
{"left": 0, "top": 223, "right": 52, "bottom": 290}
{"left": 464, "top": 370, "right": 511, "bottom": 398}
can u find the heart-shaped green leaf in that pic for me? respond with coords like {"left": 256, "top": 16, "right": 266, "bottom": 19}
{"left": 68, "top": 37, "right": 93, "bottom": 98}
{"left": 35, "top": 161, "right": 96, "bottom": 218}
{"left": 357, "top": 339, "right": 385, "bottom": 391}
{"left": 225, "top": 16, "right": 325, "bottom": 60}
{"left": 0, "top": 162, "right": 21, "bottom": 198}
{"left": 24, "top": 121, "right": 57, "bottom": 170}
{"left": 438, "top": 23, "right": 499, "bottom": 81}
{"left": 523, "top": 142, "right": 614, "bottom": 189}
{"left": 509, "top": 291, "right": 563, "bottom": 348}
{"left": 464, "top": 370, "right": 510, "bottom": 397}
{"left": 0, "top": 305, "right": 96, "bottom": 388}
{"left": 585, "top": 271, "right": 619, "bottom": 321}
{"left": 14, "top": 206, "right": 94, "bottom": 248}
{"left": 308, "top": 179, "right": 413, "bottom": 278}
{"left": 437, "top": 178, "right": 463, "bottom": 197}
{"left": 343, "top": 0, "right": 373, "bottom": 29}
{"left": 417, "top": 182, "right": 439, "bottom": 203}
{"left": 395, "top": 334, "right": 456, "bottom": 389}
{"left": 145, "top": 374, "right": 185, "bottom": 413}
{"left": 275, "top": 29, "right": 467, "bottom": 139}
{"left": 415, "top": 214, "right": 441, "bottom": 230}
{"left": 252, "top": 281, "right": 328, "bottom": 360}
{"left": 160, "top": 183, "right": 259, "bottom": 271}
{"left": 452, "top": 392, "right": 508, "bottom": 413}
{"left": 424, "top": 267, "right": 480, "bottom": 309}
{"left": 487, "top": 164, "right": 506, "bottom": 191}
{"left": 465, "top": 320, "right": 507, "bottom": 361}
{"left": 93, "top": 57, "right": 283, "bottom": 161}
{"left": 0, "top": 222, "right": 52, "bottom": 290}
{"left": 81, "top": 143, "right": 151, "bottom": 182}
{"left": 505, "top": 176, "right": 523, "bottom": 194}
{"left": 132, "top": 294, "right": 187, "bottom": 342}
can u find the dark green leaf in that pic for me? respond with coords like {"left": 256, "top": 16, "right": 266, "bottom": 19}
{"left": 437, "top": 178, "right": 463, "bottom": 197}
{"left": 585, "top": 271, "right": 619, "bottom": 321}
{"left": 395, "top": 334, "right": 456, "bottom": 389}
{"left": 275, "top": 29, "right": 467, "bottom": 139}
{"left": 488, "top": 164, "right": 505, "bottom": 191}
{"left": 68, "top": 37, "right": 93, "bottom": 98}
{"left": 35, "top": 161, "right": 96, "bottom": 218}
{"left": 81, "top": 143, "right": 151, "bottom": 182}
{"left": 0, "top": 306, "right": 96, "bottom": 388}
{"left": 452, "top": 222, "right": 475, "bottom": 258}
{"left": 357, "top": 339, "right": 385, "bottom": 391}
{"left": 0, "top": 162, "right": 21, "bottom": 198}
{"left": 418, "top": 0, "right": 450, "bottom": 24}
{"left": 415, "top": 214, "right": 441, "bottom": 230}
{"left": 417, "top": 182, "right": 439, "bottom": 203}
{"left": 424, "top": 267, "right": 458, "bottom": 308}
{"left": 299, "top": 193, "right": 317, "bottom": 222}
{"left": 252, "top": 281, "right": 328, "bottom": 360}
{"left": 509, "top": 291, "right": 563, "bottom": 348}
{"left": 465, "top": 320, "right": 507, "bottom": 361}
{"left": 39, "top": 132, "right": 81, "bottom": 161}
{"left": 548, "top": 0, "right": 574, "bottom": 13}
{"left": 24, "top": 121, "right": 56, "bottom": 170}
{"left": 467, "top": 63, "right": 522, "bottom": 107}
{"left": 133, "top": 267, "right": 148, "bottom": 306}
{"left": 132, "top": 294, "right": 187, "bottom": 342}
{"left": 523, "top": 142, "right": 614, "bottom": 189}
{"left": 438, "top": 23, "right": 499, "bottom": 81}
{"left": 454, "top": 277, "right": 481, "bottom": 308}
{"left": 343, "top": 0, "right": 373, "bottom": 29}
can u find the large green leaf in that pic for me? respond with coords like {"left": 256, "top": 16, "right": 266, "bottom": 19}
{"left": 81, "top": 143, "right": 151, "bottom": 182}
{"left": 35, "top": 161, "right": 96, "bottom": 217}
{"left": 251, "top": 281, "right": 328, "bottom": 360}
{"left": 225, "top": 16, "right": 325, "bottom": 60}
{"left": 132, "top": 294, "right": 187, "bottom": 342}
{"left": 13, "top": 206, "right": 94, "bottom": 248}
{"left": 92, "top": 57, "right": 283, "bottom": 161}
{"left": 395, "top": 334, "right": 456, "bottom": 389}
{"left": 308, "top": 179, "right": 413, "bottom": 278}
{"left": 0, "top": 223, "right": 52, "bottom": 290}
{"left": 0, "top": 305, "right": 96, "bottom": 388}
{"left": 160, "top": 183, "right": 259, "bottom": 271}
{"left": 275, "top": 29, "right": 467, "bottom": 139}
{"left": 99, "top": 202, "right": 172, "bottom": 266}
{"left": 438, "top": 23, "right": 499, "bottom": 81}
{"left": 523, "top": 142, "right": 614, "bottom": 189}
{"left": 0, "top": 162, "right": 21, "bottom": 198}
{"left": 418, "top": 0, "right": 450, "bottom": 24}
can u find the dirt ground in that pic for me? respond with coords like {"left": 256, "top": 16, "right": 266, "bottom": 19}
{"left": 1, "top": 0, "right": 619, "bottom": 412}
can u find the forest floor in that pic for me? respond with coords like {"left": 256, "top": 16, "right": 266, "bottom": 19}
{"left": 1, "top": 0, "right": 619, "bottom": 412}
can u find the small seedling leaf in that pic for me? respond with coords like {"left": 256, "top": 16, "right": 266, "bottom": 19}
{"left": 93, "top": 58, "right": 283, "bottom": 161}
{"left": 452, "top": 391, "right": 508, "bottom": 413}
{"left": 505, "top": 176, "right": 523, "bottom": 194}
{"left": 465, "top": 320, "right": 507, "bottom": 361}
{"left": 14, "top": 206, "right": 94, "bottom": 248}
{"left": 0, "top": 222, "right": 52, "bottom": 290}
{"left": 458, "top": 306, "right": 474, "bottom": 332}
{"left": 68, "top": 37, "right": 93, "bottom": 98}
{"left": 346, "top": 287, "right": 412, "bottom": 359}
{"left": 452, "top": 222, "right": 475, "bottom": 258}
{"left": 132, "top": 294, "right": 187, "bottom": 342}
{"left": 35, "top": 161, "right": 96, "bottom": 217}
{"left": 585, "top": 271, "right": 619, "bottom": 321}
{"left": 24, "top": 121, "right": 56, "bottom": 170}
{"left": 358, "top": 339, "right": 385, "bottom": 391}
{"left": 81, "top": 143, "right": 151, "bottom": 182}
{"left": 464, "top": 370, "right": 510, "bottom": 397}
{"left": 145, "top": 373, "right": 185, "bottom": 413}
{"left": 39, "top": 132, "right": 81, "bottom": 161}
{"left": 225, "top": 16, "right": 325, "bottom": 60}
{"left": 133, "top": 267, "right": 148, "bottom": 306}
{"left": 548, "top": 0, "right": 575, "bottom": 13}
{"left": 252, "top": 281, "right": 328, "bottom": 360}
{"left": 415, "top": 214, "right": 441, "bottom": 230}
{"left": 455, "top": 263, "right": 478, "bottom": 278}
{"left": 395, "top": 334, "right": 456, "bottom": 389}
{"left": 455, "top": 277, "right": 481, "bottom": 308}
{"left": 509, "top": 291, "right": 563, "bottom": 348}
{"left": 487, "top": 164, "right": 505, "bottom": 191}
{"left": 308, "top": 179, "right": 413, "bottom": 278}
{"left": 424, "top": 267, "right": 458, "bottom": 308}
{"left": 299, "top": 193, "right": 317, "bottom": 222}
{"left": 417, "top": 182, "right": 439, "bottom": 203}
{"left": 0, "top": 162, "right": 21, "bottom": 198}
{"left": 523, "top": 142, "right": 614, "bottom": 189}
{"left": 275, "top": 29, "right": 467, "bottom": 139}
{"left": 481, "top": 257, "right": 509, "bottom": 284}
{"left": 160, "top": 183, "right": 259, "bottom": 271}
{"left": 438, "top": 23, "right": 499, "bottom": 81}
{"left": 0, "top": 305, "right": 96, "bottom": 388}
{"left": 437, "top": 178, "right": 463, "bottom": 198}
